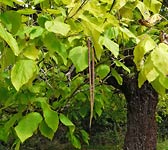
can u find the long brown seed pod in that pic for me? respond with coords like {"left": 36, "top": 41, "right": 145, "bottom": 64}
{"left": 87, "top": 38, "right": 95, "bottom": 128}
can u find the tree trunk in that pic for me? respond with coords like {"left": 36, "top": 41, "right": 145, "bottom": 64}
{"left": 122, "top": 77, "right": 158, "bottom": 150}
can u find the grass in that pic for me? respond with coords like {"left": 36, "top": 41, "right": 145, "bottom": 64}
{"left": 157, "top": 140, "right": 168, "bottom": 150}
{"left": 82, "top": 140, "right": 168, "bottom": 150}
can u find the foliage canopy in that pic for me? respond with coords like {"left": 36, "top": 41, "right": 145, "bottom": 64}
{"left": 0, "top": 0, "right": 168, "bottom": 149}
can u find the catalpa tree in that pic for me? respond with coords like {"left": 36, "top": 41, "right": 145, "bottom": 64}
{"left": 0, "top": 0, "right": 168, "bottom": 150}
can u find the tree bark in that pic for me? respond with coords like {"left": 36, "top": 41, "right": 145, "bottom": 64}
{"left": 122, "top": 76, "right": 158, "bottom": 150}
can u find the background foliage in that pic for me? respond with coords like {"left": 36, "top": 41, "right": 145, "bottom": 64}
{"left": 0, "top": 0, "right": 168, "bottom": 149}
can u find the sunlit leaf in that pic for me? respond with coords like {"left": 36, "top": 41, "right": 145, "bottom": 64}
{"left": 0, "top": 0, "right": 14, "bottom": 7}
{"left": 29, "top": 26, "right": 44, "bottom": 39}
{"left": 33, "top": 0, "right": 45, "bottom": 5}
{"left": 144, "top": 0, "right": 162, "bottom": 14}
{"left": 119, "top": 27, "right": 140, "bottom": 43}
{"left": 43, "top": 33, "right": 67, "bottom": 65}
{"left": 0, "top": 23, "right": 20, "bottom": 56}
{"left": 159, "top": 75, "right": 168, "bottom": 89}
{"left": 151, "top": 43, "right": 168, "bottom": 75}
{"left": 99, "top": 36, "right": 119, "bottom": 58}
{"left": 134, "top": 34, "right": 156, "bottom": 70}
{"left": 136, "top": 1, "right": 150, "bottom": 20}
{"left": 17, "top": 9, "right": 37, "bottom": 15}
{"left": 11, "top": 60, "right": 37, "bottom": 91}
{"left": 0, "top": 11, "right": 21, "bottom": 34}
{"left": 59, "top": 113, "right": 74, "bottom": 127}
{"left": 69, "top": 46, "right": 88, "bottom": 72}
{"left": 138, "top": 70, "right": 146, "bottom": 88}
{"left": 45, "top": 19, "right": 70, "bottom": 36}
{"left": 41, "top": 102, "right": 59, "bottom": 132}
{"left": 91, "top": 29, "right": 102, "bottom": 60}
{"left": 12, "top": 0, "right": 25, "bottom": 5}
{"left": 113, "top": 0, "right": 127, "bottom": 10}
{"left": 151, "top": 78, "right": 165, "bottom": 95}
{"left": 15, "top": 112, "right": 42, "bottom": 143}
{"left": 23, "top": 44, "right": 39, "bottom": 60}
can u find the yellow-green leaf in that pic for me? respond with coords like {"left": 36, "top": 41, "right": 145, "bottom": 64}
{"left": 144, "top": 0, "right": 162, "bottom": 14}
{"left": 45, "top": 19, "right": 70, "bottom": 36}
{"left": 99, "top": 36, "right": 119, "bottom": 58}
{"left": 69, "top": 46, "right": 88, "bottom": 72}
{"left": 41, "top": 102, "right": 59, "bottom": 132}
{"left": 134, "top": 34, "right": 156, "bottom": 70}
{"left": 39, "top": 120, "right": 55, "bottom": 140}
{"left": 151, "top": 43, "right": 168, "bottom": 75}
{"left": 15, "top": 112, "right": 42, "bottom": 143}
{"left": 0, "top": 23, "right": 20, "bottom": 56}
{"left": 111, "top": 68, "right": 123, "bottom": 85}
{"left": 11, "top": 60, "right": 37, "bottom": 91}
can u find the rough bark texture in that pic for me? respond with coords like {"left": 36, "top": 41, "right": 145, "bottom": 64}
{"left": 122, "top": 77, "right": 158, "bottom": 150}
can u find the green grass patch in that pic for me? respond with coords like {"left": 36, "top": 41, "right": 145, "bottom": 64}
{"left": 157, "top": 140, "right": 168, "bottom": 150}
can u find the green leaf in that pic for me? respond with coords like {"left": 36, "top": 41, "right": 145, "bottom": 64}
{"left": 138, "top": 54, "right": 159, "bottom": 87}
{"left": 136, "top": 1, "right": 150, "bottom": 20}
{"left": 29, "top": 26, "right": 44, "bottom": 39}
{"left": 119, "top": 27, "right": 139, "bottom": 44}
{"left": 0, "top": 23, "right": 20, "bottom": 56}
{"left": 41, "top": 102, "right": 59, "bottom": 132}
{"left": 114, "top": 60, "right": 130, "bottom": 73}
{"left": 80, "top": 130, "right": 89, "bottom": 145}
{"left": 151, "top": 43, "right": 168, "bottom": 75}
{"left": 33, "top": 0, "right": 45, "bottom": 5}
{"left": 91, "top": 29, "right": 102, "bottom": 60}
{"left": 0, "top": 0, "right": 14, "bottom": 7}
{"left": 138, "top": 70, "right": 146, "bottom": 88}
{"left": 43, "top": 33, "right": 67, "bottom": 65}
{"left": 111, "top": 68, "right": 123, "bottom": 85}
{"left": 0, "top": 47, "right": 15, "bottom": 70}
{"left": 0, "top": 126, "right": 8, "bottom": 142}
{"left": 142, "top": 55, "right": 159, "bottom": 82}
{"left": 59, "top": 113, "right": 74, "bottom": 127}
{"left": 105, "top": 27, "right": 119, "bottom": 40}
{"left": 144, "top": 0, "right": 162, "bottom": 14}
{"left": 39, "top": 120, "right": 55, "bottom": 140}
{"left": 5, "top": 113, "right": 21, "bottom": 131}
{"left": 96, "top": 64, "right": 110, "bottom": 79}
{"left": 38, "top": 15, "right": 49, "bottom": 28}
{"left": 99, "top": 36, "right": 119, "bottom": 58}
{"left": 113, "top": 0, "right": 127, "bottom": 10}
{"left": 79, "top": 104, "right": 89, "bottom": 118}
{"left": 12, "top": 0, "right": 25, "bottom": 5}
{"left": 60, "top": 113, "right": 75, "bottom": 135}
{"left": 69, "top": 46, "right": 88, "bottom": 72}
{"left": 0, "top": 11, "right": 21, "bottom": 34}
{"left": 11, "top": 60, "right": 37, "bottom": 91}
{"left": 15, "top": 112, "right": 42, "bottom": 143}
{"left": 151, "top": 77, "right": 165, "bottom": 96}
{"left": 134, "top": 34, "right": 156, "bottom": 70}
{"left": 23, "top": 44, "right": 39, "bottom": 60}
{"left": 17, "top": 9, "right": 37, "bottom": 15}
{"left": 70, "top": 135, "right": 81, "bottom": 149}
{"left": 79, "top": 15, "right": 104, "bottom": 34}
{"left": 95, "top": 101, "right": 102, "bottom": 117}
{"left": 45, "top": 19, "right": 70, "bottom": 36}
{"left": 159, "top": 75, "right": 168, "bottom": 89}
